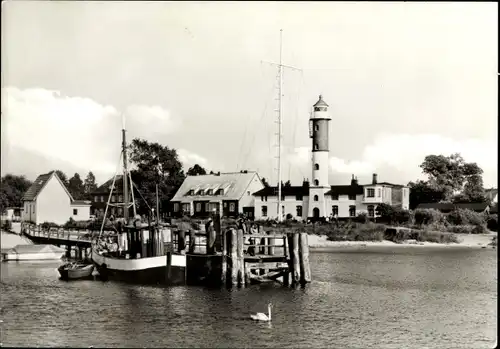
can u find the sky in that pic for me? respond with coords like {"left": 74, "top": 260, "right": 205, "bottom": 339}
{"left": 1, "top": 1, "right": 498, "bottom": 188}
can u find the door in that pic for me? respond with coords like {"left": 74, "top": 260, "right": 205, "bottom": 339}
{"left": 313, "top": 207, "right": 320, "bottom": 219}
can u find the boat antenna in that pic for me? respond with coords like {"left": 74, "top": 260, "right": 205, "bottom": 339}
{"left": 261, "top": 29, "right": 301, "bottom": 222}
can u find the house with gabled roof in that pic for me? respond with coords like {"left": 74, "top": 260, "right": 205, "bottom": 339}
{"left": 22, "top": 171, "right": 91, "bottom": 225}
{"left": 90, "top": 175, "right": 125, "bottom": 217}
{"left": 169, "top": 171, "right": 265, "bottom": 218}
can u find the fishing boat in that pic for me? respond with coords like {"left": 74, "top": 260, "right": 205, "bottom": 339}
{"left": 91, "top": 121, "right": 186, "bottom": 285}
{"left": 58, "top": 261, "right": 94, "bottom": 280}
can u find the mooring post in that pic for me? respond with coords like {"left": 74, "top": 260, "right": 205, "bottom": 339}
{"left": 229, "top": 228, "right": 238, "bottom": 287}
{"left": 267, "top": 231, "right": 275, "bottom": 256}
{"left": 299, "top": 232, "right": 312, "bottom": 284}
{"left": 178, "top": 230, "right": 186, "bottom": 253}
{"left": 292, "top": 233, "right": 301, "bottom": 285}
{"left": 213, "top": 213, "right": 222, "bottom": 252}
{"left": 207, "top": 220, "right": 216, "bottom": 255}
{"left": 65, "top": 245, "right": 71, "bottom": 258}
{"left": 221, "top": 229, "right": 227, "bottom": 287}
{"left": 189, "top": 230, "right": 196, "bottom": 254}
{"left": 237, "top": 229, "right": 245, "bottom": 287}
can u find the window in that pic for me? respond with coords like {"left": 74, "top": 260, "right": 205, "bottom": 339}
{"left": 111, "top": 207, "right": 116, "bottom": 215}
{"left": 315, "top": 163, "right": 319, "bottom": 170}
{"left": 182, "top": 203, "right": 190, "bottom": 213}
{"left": 216, "top": 189, "right": 223, "bottom": 195}
{"left": 198, "top": 190, "right": 205, "bottom": 196}
{"left": 262, "top": 206, "right": 268, "bottom": 217}
{"left": 119, "top": 195, "right": 123, "bottom": 202}
{"left": 173, "top": 203, "right": 180, "bottom": 212}
{"left": 73, "top": 209, "right": 78, "bottom": 215}
{"left": 314, "top": 195, "right": 319, "bottom": 202}
{"left": 378, "top": 189, "right": 381, "bottom": 197}
{"left": 314, "top": 179, "right": 319, "bottom": 186}
{"left": 100, "top": 196, "right": 104, "bottom": 202}
{"left": 207, "top": 189, "right": 213, "bottom": 195}
{"left": 348, "top": 194, "right": 356, "bottom": 200}
{"left": 188, "top": 190, "right": 194, "bottom": 195}
{"left": 349, "top": 205, "right": 356, "bottom": 217}
{"left": 331, "top": 194, "right": 339, "bottom": 200}
{"left": 205, "top": 203, "right": 210, "bottom": 212}
{"left": 229, "top": 203, "right": 236, "bottom": 212}
{"left": 296, "top": 194, "right": 303, "bottom": 201}
{"left": 94, "top": 196, "right": 98, "bottom": 202}
{"left": 368, "top": 205, "right": 375, "bottom": 217}
{"left": 367, "top": 188, "right": 375, "bottom": 198}
{"left": 118, "top": 208, "right": 123, "bottom": 215}
{"left": 296, "top": 205, "right": 302, "bottom": 217}
{"left": 195, "top": 203, "right": 201, "bottom": 212}
{"left": 314, "top": 106, "right": 327, "bottom": 112}
{"left": 332, "top": 205, "right": 338, "bottom": 216}
{"left": 314, "top": 124, "right": 319, "bottom": 131}
{"left": 111, "top": 195, "right": 115, "bottom": 202}
{"left": 314, "top": 144, "right": 319, "bottom": 150}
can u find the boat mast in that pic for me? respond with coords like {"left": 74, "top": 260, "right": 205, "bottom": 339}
{"left": 122, "top": 115, "right": 129, "bottom": 222}
{"left": 277, "top": 29, "right": 283, "bottom": 223}
{"left": 262, "top": 30, "right": 301, "bottom": 222}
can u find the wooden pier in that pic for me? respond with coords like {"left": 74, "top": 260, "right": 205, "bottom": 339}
{"left": 19, "top": 217, "right": 312, "bottom": 288}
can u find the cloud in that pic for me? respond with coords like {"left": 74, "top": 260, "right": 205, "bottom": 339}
{"left": 1, "top": 87, "right": 197, "bottom": 183}
{"left": 288, "top": 133, "right": 497, "bottom": 187}
{"left": 177, "top": 148, "right": 208, "bottom": 168}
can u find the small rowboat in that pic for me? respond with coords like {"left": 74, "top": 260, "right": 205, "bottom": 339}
{"left": 58, "top": 262, "right": 94, "bottom": 280}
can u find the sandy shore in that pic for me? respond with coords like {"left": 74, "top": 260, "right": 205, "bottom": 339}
{"left": 308, "top": 232, "right": 497, "bottom": 250}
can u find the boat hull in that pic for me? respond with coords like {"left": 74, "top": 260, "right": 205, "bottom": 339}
{"left": 58, "top": 264, "right": 94, "bottom": 280}
{"left": 92, "top": 246, "right": 186, "bottom": 285}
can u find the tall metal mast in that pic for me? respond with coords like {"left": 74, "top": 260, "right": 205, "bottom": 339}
{"left": 122, "top": 115, "right": 129, "bottom": 222}
{"left": 262, "top": 29, "right": 301, "bottom": 222}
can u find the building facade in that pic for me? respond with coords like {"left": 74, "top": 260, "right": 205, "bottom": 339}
{"left": 22, "top": 171, "right": 91, "bottom": 225}
{"left": 169, "top": 171, "right": 264, "bottom": 218}
{"left": 90, "top": 175, "right": 125, "bottom": 218}
{"left": 253, "top": 95, "right": 410, "bottom": 221}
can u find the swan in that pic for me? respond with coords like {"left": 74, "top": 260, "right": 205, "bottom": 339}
{"left": 250, "top": 303, "right": 272, "bottom": 321}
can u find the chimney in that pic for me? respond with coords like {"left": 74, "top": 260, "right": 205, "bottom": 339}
{"left": 302, "top": 179, "right": 310, "bottom": 188}
{"left": 350, "top": 174, "right": 357, "bottom": 186}
{"left": 372, "top": 173, "right": 378, "bottom": 184}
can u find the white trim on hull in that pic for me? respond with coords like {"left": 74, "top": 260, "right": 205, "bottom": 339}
{"left": 2, "top": 252, "right": 65, "bottom": 261}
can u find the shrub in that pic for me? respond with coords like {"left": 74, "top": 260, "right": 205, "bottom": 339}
{"left": 376, "top": 204, "right": 411, "bottom": 225}
{"left": 413, "top": 208, "right": 446, "bottom": 226}
{"left": 1, "top": 219, "right": 12, "bottom": 231}
{"left": 326, "top": 222, "right": 385, "bottom": 242}
{"left": 41, "top": 221, "right": 59, "bottom": 229}
{"left": 353, "top": 213, "right": 369, "bottom": 224}
{"left": 446, "top": 208, "right": 486, "bottom": 226}
{"left": 448, "top": 225, "right": 476, "bottom": 234}
{"left": 286, "top": 213, "right": 293, "bottom": 220}
{"left": 471, "top": 224, "right": 488, "bottom": 234}
{"left": 486, "top": 214, "right": 497, "bottom": 232}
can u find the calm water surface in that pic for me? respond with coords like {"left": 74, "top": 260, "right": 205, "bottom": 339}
{"left": 1, "top": 236, "right": 497, "bottom": 348}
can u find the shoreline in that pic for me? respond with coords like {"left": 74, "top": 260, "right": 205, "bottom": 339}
{"left": 307, "top": 233, "right": 497, "bottom": 250}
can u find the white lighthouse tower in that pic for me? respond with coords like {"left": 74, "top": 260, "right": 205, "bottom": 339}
{"left": 307, "top": 95, "right": 331, "bottom": 219}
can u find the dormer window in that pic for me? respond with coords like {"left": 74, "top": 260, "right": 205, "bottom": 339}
{"left": 188, "top": 189, "right": 194, "bottom": 195}
{"left": 198, "top": 190, "right": 205, "bottom": 196}
{"left": 207, "top": 189, "right": 213, "bottom": 195}
{"left": 216, "top": 189, "right": 223, "bottom": 195}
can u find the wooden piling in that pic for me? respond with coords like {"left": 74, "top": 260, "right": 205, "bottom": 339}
{"left": 267, "top": 231, "right": 275, "bottom": 256}
{"left": 287, "top": 233, "right": 301, "bottom": 285}
{"left": 299, "top": 232, "right": 312, "bottom": 284}
{"left": 189, "top": 230, "right": 196, "bottom": 253}
{"left": 229, "top": 229, "right": 238, "bottom": 287}
{"left": 178, "top": 230, "right": 186, "bottom": 253}
{"left": 237, "top": 229, "right": 245, "bottom": 287}
{"left": 207, "top": 221, "right": 216, "bottom": 255}
{"left": 213, "top": 213, "right": 222, "bottom": 252}
{"left": 221, "top": 229, "right": 227, "bottom": 286}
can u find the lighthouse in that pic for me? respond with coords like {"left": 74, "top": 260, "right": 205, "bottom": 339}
{"left": 307, "top": 95, "right": 331, "bottom": 219}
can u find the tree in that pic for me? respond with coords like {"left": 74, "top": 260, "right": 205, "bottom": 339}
{"left": 55, "top": 170, "right": 69, "bottom": 187}
{"left": 419, "top": 153, "right": 486, "bottom": 203}
{"left": 68, "top": 173, "right": 84, "bottom": 199}
{"left": 0, "top": 174, "right": 33, "bottom": 211}
{"left": 284, "top": 180, "right": 292, "bottom": 187}
{"left": 83, "top": 172, "right": 98, "bottom": 198}
{"left": 186, "top": 164, "right": 207, "bottom": 176}
{"left": 407, "top": 180, "right": 446, "bottom": 210}
{"left": 261, "top": 178, "right": 270, "bottom": 187}
{"left": 129, "top": 138, "right": 186, "bottom": 216}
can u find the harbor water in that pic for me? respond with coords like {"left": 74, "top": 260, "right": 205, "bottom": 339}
{"left": 0, "top": 232, "right": 497, "bottom": 348}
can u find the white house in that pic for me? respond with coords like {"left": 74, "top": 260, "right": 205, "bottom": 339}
{"left": 253, "top": 95, "right": 410, "bottom": 221}
{"left": 170, "top": 171, "right": 265, "bottom": 218}
{"left": 22, "top": 171, "right": 91, "bottom": 225}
